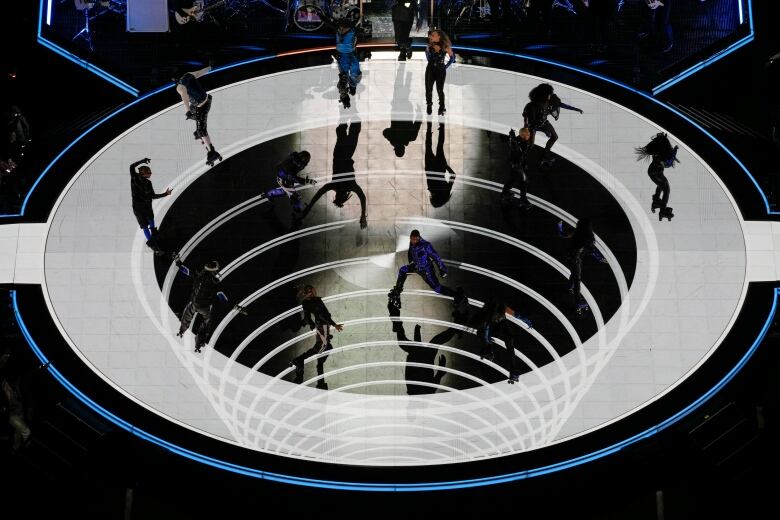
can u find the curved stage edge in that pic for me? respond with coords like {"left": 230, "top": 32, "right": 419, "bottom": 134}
{"left": 6, "top": 48, "right": 780, "bottom": 489}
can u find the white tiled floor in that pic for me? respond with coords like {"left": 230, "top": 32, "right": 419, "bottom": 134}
{"left": 3, "top": 54, "right": 774, "bottom": 466}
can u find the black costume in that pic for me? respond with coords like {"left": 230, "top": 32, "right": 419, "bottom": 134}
{"left": 425, "top": 122, "right": 455, "bottom": 208}
{"left": 178, "top": 69, "right": 221, "bottom": 166}
{"left": 391, "top": 0, "right": 418, "bottom": 60}
{"left": 501, "top": 129, "right": 532, "bottom": 209}
{"left": 635, "top": 132, "right": 678, "bottom": 221}
{"left": 523, "top": 85, "right": 582, "bottom": 166}
{"left": 129, "top": 158, "right": 170, "bottom": 254}
{"left": 302, "top": 121, "right": 366, "bottom": 227}
{"left": 425, "top": 45, "right": 455, "bottom": 115}
{"left": 473, "top": 302, "right": 532, "bottom": 382}
{"left": 557, "top": 220, "right": 606, "bottom": 314}
{"left": 177, "top": 263, "right": 228, "bottom": 352}
{"left": 291, "top": 297, "right": 339, "bottom": 387}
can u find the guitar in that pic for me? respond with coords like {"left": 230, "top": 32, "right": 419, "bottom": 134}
{"left": 174, "top": 0, "right": 226, "bottom": 25}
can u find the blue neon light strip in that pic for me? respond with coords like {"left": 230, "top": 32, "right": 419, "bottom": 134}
{"left": 36, "top": 37, "right": 139, "bottom": 96}
{"left": 11, "top": 287, "right": 779, "bottom": 490}
{"left": 653, "top": 0, "right": 754, "bottom": 95}
{"left": 47, "top": 0, "right": 52, "bottom": 25}
{"left": 36, "top": 0, "right": 138, "bottom": 96}
{"left": 652, "top": 34, "right": 754, "bottom": 95}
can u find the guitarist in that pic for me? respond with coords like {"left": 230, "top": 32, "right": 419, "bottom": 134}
{"left": 171, "top": 0, "right": 224, "bottom": 25}
{"left": 171, "top": 0, "right": 200, "bottom": 23}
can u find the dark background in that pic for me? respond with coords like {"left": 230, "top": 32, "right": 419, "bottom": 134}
{"left": 1, "top": 1, "right": 779, "bottom": 517}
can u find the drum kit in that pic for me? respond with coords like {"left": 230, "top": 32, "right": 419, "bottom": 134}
{"left": 69, "top": 0, "right": 365, "bottom": 52}
{"left": 72, "top": 0, "right": 127, "bottom": 51}
{"left": 287, "top": 0, "right": 362, "bottom": 32}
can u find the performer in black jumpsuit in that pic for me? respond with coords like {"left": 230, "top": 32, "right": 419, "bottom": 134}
{"left": 557, "top": 219, "right": 608, "bottom": 315}
{"left": 173, "top": 63, "right": 222, "bottom": 167}
{"left": 290, "top": 285, "right": 344, "bottom": 388}
{"left": 176, "top": 260, "right": 241, "bottom": 352}
{"left": 129, "top": 158, "right": 173, "bottom": 254}
{"left": 523, "top": 83, "right": 583, "bottom": 168}
{"left": 635, "top": 132, "right": 679, "bottom": 222}
{"left": 473, "top": 301, "right": 533, "bottom": 383}
{"left": 425, "top": 30, "right": 455, "bottom": 116}
{"left": 501, "top": 127, "right": 532, "bottom": 210}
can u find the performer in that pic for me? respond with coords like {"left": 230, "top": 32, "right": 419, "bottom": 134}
{"left": 128, "top": 158, "right": 174, "bottom": 256}
{"left": 176, "top": 260, "right": 244, "bottom": 352}
{"left": 290, "top": 285, "right": 344, "bottom": 388}
{"left": 321, "top": 14, "right": 363, "bottom": 109}
{"left": 638, "top": 0, "right": 674, "bottom": 54}
{"left": 173, "top": 63, "right": 222, "bottom": 167}
{"left": 473, "top": 301, "right": 532, "bottom": 383}
{"left": 501, "top": 128, "right": 532, "bottom": 210}
{"left": 302, "top": 121, "right": 367, "bottom": 228}
{"left": 523, "top": 83, "right": 583, "bottom": 168}
{"left": 425, "top": 30, "right": 455, "bottom": 116}
{"left": 261, "top": 151, "right": 315, "bottom": 215}
{"left": 388, "top": 229, "right": 464, "bottom": 309}
{"left": 390, "top": 0, "right": 419, "bottom": 61}
{"left": 635, "top": 132, "right": 679, "bottom": 221}
{"left": 557, "top": 219, "right": 608, "bottom": 315}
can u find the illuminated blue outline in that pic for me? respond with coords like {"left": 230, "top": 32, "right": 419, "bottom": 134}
{"left": 37, "top": 0, "right": 138, "bottom": 96}
{"left": 46, "top": 0, "right": 52, "bottom": 25}
{"left": 653, "top": 0, "right": 755, "bottom": 94}
{"left": 11, "top": 287, "right": 778, "bottom": 490}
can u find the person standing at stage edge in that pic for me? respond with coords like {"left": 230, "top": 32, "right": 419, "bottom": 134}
{"left": 390, "top": 0, "right": 419, "bottom": 61}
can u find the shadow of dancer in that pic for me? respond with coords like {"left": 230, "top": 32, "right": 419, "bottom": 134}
{"left": 302, "top": 119, "right": 367, "bottom": 228}
{"left": 388, "top": 302, "right": 447, "bottom": 395}
{"left": 425, "top": 122, "right": 455, "bottom": 208}
{"left": 382, "top": 65, "right": 423, "bottom": 158}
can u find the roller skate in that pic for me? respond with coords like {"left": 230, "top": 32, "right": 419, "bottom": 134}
{"left": 508, "top": 371, "right": 520, "bottom": 384}
{"left": 438, "top": 104, "right": 446, "bottom": 116}
{"left": 388, "top": 287, "right": 402, "bottom": 309}
{"left": 206, "top": 147, "right": 222, "bottom": 167}
{"left": 575, "top": 295, "right": 590, "bottom": 316}
{"left": 658, "top": 206, "right": 674, "bottom": 222}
